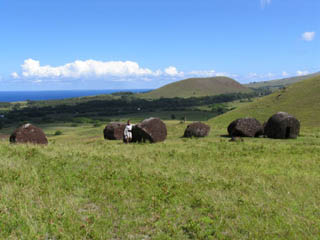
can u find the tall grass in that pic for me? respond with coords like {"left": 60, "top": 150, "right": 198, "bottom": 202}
{"left": 0, "top": 122, "right": 319, "bottom": 239}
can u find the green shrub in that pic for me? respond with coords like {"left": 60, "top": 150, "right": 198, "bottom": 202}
{"left": 93, "top": 121, "right": 102, "bottom": 127}
{"left": 54, "top": 130, "right": 63, "bottom": 136}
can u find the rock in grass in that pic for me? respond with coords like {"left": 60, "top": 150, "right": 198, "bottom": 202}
{"left": 103, "top": 122, "right": 126, "bottom": 140}
{"left": 132, "top": 117, "right": 167, "bottom": 143}
{"left": 183, "top": 122, "right": 210, "bottom": 138}
{"left": 228, "top": 118, "right": 263, "bottom": 137}
{"left": 264, "top": 112, "right": 300, "bottom": 139}
{"left": 10, "top": 123, "right": 48, "bottom": 145}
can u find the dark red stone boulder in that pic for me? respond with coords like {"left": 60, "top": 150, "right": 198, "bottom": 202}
{"left": 103, "top": 122, "right": 126, "bottom": 140}
{"left": 132, "top": 118, "right": 167, "bottom": 143}
{"left": 264, "top": 112, "right": 300, "bottom": 139}
{"left": 227, "top": 118, "right": 263, "bottom": 137}
{"left": 183, "top": 122, "right": 210, "bottom": 138}
{"left": 10, "top": 123, "right": 48, "bottom": 145}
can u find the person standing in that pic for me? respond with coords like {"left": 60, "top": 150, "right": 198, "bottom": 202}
{"left": 124, "top": 120, "right": 133, "bottom": 143}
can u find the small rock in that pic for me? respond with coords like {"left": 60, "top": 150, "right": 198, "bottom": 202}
{"left": 183, "top": 122, "right": 210, "bottom": 138}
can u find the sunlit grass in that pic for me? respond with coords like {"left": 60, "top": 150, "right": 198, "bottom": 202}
{"left": 0, "top": 121, "right": 319, "bottom": 239}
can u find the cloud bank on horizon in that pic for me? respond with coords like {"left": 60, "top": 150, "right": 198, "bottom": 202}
{"left": 11, "top": 58, "right": 233, "bottom": 84}
{"left": 9, "top": 58, "right": 314, "bottom": 89}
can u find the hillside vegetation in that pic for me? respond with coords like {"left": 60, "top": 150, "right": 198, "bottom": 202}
{"left": 139, "top": 77, "right": 252, "bottom": 99}
{"left": 245, "top": 71, "right": 320, "bottom": 89}
{"left": 211, "top": 75, "right": 320, "bottom": 128}
{"left": 1, "top": 91, "right": 266, "bottom": 129}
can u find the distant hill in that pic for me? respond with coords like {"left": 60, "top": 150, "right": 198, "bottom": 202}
{"left": 245, "top": 71, "right": 320, "bottom": 89}
{"left": 139, "top": 77, "right": 252, "bottom": 99}
{"left": 211, "top": 74, "right": 320, "bottom": 128}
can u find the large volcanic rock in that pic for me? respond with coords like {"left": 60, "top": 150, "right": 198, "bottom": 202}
{"left": 183, "top": 122, "right": 210, "bottom": 138}
{"left": 228, "top": 118, "right": 263, "bottom": 137}
{"left": 103, "top": 122, "right": 126, "bottom": 140}
{"left": 264, "top": 112, "right": 300, "bottom": 139}
{"left": 132, "top": 118, "right": 167, "bottom": 143}
{"left": 10, "top": 123, "right": 48, "bottom": 145}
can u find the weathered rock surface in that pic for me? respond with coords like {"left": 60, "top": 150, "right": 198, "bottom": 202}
{"left": 227, "top": 118, "right": 263, "bottom": 137}
{"left": 183, "top": 122, "right": 210, "bottom": 138}
{"left": 10, "top": 123, "right": 48, "bottom": 145}
{"left": 132, "top": 118, "right": 167, "bottom": 143}
{"left": 264, "top": 112, "right": 300, "bottom": 139}
{"left": 103, "top": 122, "right": 126, "bottom": 140}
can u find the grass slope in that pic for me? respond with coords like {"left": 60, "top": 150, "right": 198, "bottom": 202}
{"left": 211, "top": 75, "right": 320, "bottom": 129}
{"left": 140, "top": 77, "right": 251, "bottom": 99}
{"left": 0, "top": 122, "right": 319, "bottom": 239}
{"left": 245, "top": 71, "right": 320, "bottom": 89}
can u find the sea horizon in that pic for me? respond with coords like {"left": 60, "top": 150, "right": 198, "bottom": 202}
{"left": 0, "top": 89, "right": 152, "bottom": 102}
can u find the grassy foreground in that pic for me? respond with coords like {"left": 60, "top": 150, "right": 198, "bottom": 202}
{"left": 0, "top": 122, "right": 319, "bottom": 239}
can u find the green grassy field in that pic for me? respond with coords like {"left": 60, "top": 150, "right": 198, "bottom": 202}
{"left": 0, "top": 120, "right": 319, "bottom": 239}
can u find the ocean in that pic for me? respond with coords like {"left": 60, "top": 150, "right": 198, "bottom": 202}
{"left": 0, "top": 89, "right": 151, "bottom": 102}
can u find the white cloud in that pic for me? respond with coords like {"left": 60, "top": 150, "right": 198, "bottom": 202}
{"left": 282, "top": 71, "right": 289, "bottom": 77}
{"left": 244, "top": 72, "right": 277, "bottom": 82}
{"left": 247, "top": 72, "right": 259, "bottom": 78}
{"left": 189, "top": 70, "right": 216, "bottom": 77}
{"left": 302, "top": 32, "right": 315, "bottom": 42}
{"left": 20, "top": 59, "right": 159, "bottom": 78}
{"left": 11, "top": 72, "right": 19, "bottom": 79}
{"left": 188, "top": 70, "right": 237, "bottom": 78}
{"left": 215, "top": 72, "right": 227, "bottom": 77}
{"left": 11, "top": 58, "right": 240, "bottom": 87}
{"left": 164, "top": 66, "right": 183, "bottom": 76}
{"left": 32, "top": 79, "right": 43, "bottom": 83}
{"left": 296, "top": 70, "right": 309, "bottom": 76}
{"left": 261, "top": 0, "right": 271, "bottom": 8}
{"left": 15, "top": 59, "right": 238, "bottom": 80}
{"left": 266, "top": 72, "right": 274, "bottom": 78}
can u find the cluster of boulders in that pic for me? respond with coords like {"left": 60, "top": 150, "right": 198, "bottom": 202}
{"left": 7, "top": 111, "right": 300, "bottom": 145}
{"left": 228, "top": 112, "right": 300, "bottom": 139}
{"left": 104, "top": 118, "right": 211, "bottom": 143}
{"left": 9, "top": 117, "right": 207, "bottom": 146}
{"left": 104, "top": 117, "right": 168, "bottom": 143}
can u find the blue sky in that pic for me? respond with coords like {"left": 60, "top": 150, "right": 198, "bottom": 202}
{"left": 0, "top": 0, "right": 319, "bottom": 90}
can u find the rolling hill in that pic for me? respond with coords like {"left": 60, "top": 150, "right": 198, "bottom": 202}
{"left": 245, "top": 71, "right": 320, "bottom": 89}
{"left": 211, "top": 74, "right": 320, "bottom": 128}
{"left": 139, "top": 76, "right": 252, "bottom": 99}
